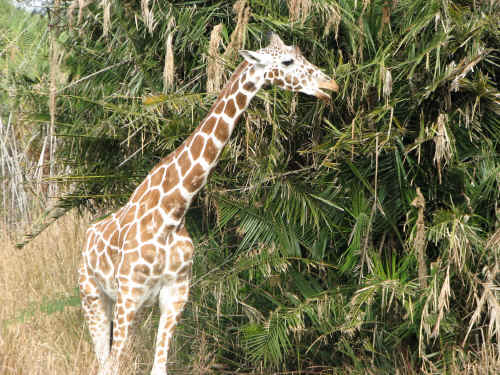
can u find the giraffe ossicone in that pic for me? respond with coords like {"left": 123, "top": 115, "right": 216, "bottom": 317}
{"left": 79, "top": 32, "right": 338, "bottom": 375}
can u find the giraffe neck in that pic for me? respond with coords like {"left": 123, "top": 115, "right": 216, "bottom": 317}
{"left": 130, "top": 61, "right": 264, "bottom": 226}
{"left": 175, "top": 61, "right": 264, "bottom": 196}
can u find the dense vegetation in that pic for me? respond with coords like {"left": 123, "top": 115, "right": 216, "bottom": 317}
{"left": 3, "top": 0, "right": 499, "bottom": 373}
{"left": 0, "top": 0, "right": 50, "bottom": 226}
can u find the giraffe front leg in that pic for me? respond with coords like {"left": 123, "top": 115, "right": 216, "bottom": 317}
{"left": 79, "top": 266, "right": 113, "bottom": 369}
{"left": 151, "top": 274, "right": 191, "bottom": 375}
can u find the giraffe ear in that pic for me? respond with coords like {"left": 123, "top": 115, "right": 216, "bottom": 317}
{"left": 239, "top": 50, "right": 270, "bottom": 66}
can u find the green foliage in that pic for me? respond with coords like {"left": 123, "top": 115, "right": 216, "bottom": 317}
{"left": 15, "top": 0, "right": 500, "bottom": 373}
{"left": 0, "top": 0, "right": 49, "bottom": 116}
{"left": 2, "top": 287, "right": 80, "bottom": 327}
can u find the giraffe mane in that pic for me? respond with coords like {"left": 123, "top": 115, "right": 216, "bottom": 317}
{"left": 206, "top": 60, "right": 249, "bottom": 114}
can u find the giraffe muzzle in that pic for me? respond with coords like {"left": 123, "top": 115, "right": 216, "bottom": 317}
{"left": 318, "top": 79, "right": 340, "bottom": 93}
{"left": 314, "top": 79, "right": 339, "bottom": 102}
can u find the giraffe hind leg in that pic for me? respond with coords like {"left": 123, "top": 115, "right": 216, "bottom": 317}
{"left": 101, "top": 287, "right": 145, "bottom": 375}
{"left": 79, "top": 266, "right": 113, "bottom": 369}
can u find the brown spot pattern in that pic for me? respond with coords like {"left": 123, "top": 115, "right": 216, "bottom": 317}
{"left": 214, "top": 118, "right": 229, "bottom": 142}
{"left": 177, "top": 263, "right": 191, "bottom": 277}
{"left": 132, "top": 181, "right": 147, "bottom": 202}
{"left": 100, "top": 255, "right": 112, "bottom": 274}
{"left": 164, "top": 164, "right": 179, "bottom": 192}
{"left": 176, "top": 226, "right": 190, "bottom": 237}
{"left": 102, "top": 221, "right": 118, "bottom": 241}
{"left": 139, "top": 215, "right": 154, "bottom": 242}
{"left": 145, "top": 189, "right": 160, "bottom": 210}
{"left": 89, "top": 251, "right": 97, "bottom": 269}
{"left": 161, "top": 189, "right": 186, "bottom": 220}
{"left": 225, "top": 99, "right": 236, "bottom": 117}
{"left": 178, "top": 285, "right": 188, "bottom": 296}
{"left": 203, "top": 138, "right": 218, "bottom": 163}
{"left": 141, "top": 244, "right": 157, "bottom": 264}
{"left": 182, "top": 244, "right": 193, "bottom": 261}
{"left": 110, "top": 231, "right": 119, "bottom": 248}
{"left": 132, "top": 268, "right": 147, "bottom": 283}
{"left": 243, "top": 81, "right": 256, "bottom": 92}
{"left": 201, "top": 116, "right": 216, "bottom": 134}
{"left": 125, "top": 251, "right": 139, "bottom": 264}
{"left": 183, "top": 164, "right": 205, "bottom": 192}
{"left": 150, "top": 167, "right": 165, "bottom": 187}
{"left": 177, "top": 150, "right": 191, "bottom": 176}
{"left": 117, "top": 305, "right": 125, "bottom": 316}
{"left": 230, "top": 81, "right": 239, "bottom": 95}
{"left": 274, "top": 78, "right": 285, "bottom": 86}
{"left": 191, "top": 135, "right": 204, "bottom": 159}
{"left": 236, "top": 93, "right": 247, "bottom": 110}
{"left": 214, "top": 100, "right": 224, "bottom": 114}
{"left": 122, "top": 207, "right": 135, "bottom": 225}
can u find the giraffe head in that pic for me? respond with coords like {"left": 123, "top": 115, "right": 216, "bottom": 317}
{"left": 239, "top": 33, "right": 339, "bottom": 101}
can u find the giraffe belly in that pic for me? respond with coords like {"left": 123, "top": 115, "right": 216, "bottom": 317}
{"left": 94, "top": 252, "right": 190, "bottom": 308}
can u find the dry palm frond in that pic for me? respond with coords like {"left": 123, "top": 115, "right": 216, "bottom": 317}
{"left": 432, "top": 113, "right": 453, "bottom": 184}
{"left": 224, "top": 0, "right": 250, "bottom": 61}
{"left": 68, "top": 0, "right": 91, "bottom": 27}
{"left": 15, "top": 199, "right": 72, "bottom": 249}
{"left": 411, "top": 187, "right": 428, "bottom": 289}
{"left": 67, "top": 0, "right": 78, "bottom": 27}
{"left": 419, "top": 263, "right": 447, "bottom": 356}
{"left": 313, "top": 1, "right": 342, "bottom": 38}
{"left": 381, "top": 65, "right": 393, "bottom": 99}
{"left": 206, "top": 1, "right": 250, "bottom": 93}
{"left": 429, "top": 210, "right": 480, "bottom": 272}
{"left": 78, "top": 0, "right": 90, "bottom": 25}
{"left": 163, "top": 16, "right": 176, "bottom": 92}
{"left": 0, "top": 114, "right": 31, "bottom": 227}
{"left": 463, "top": 265, "right": 500, "bottom": 352}
{"left": 206, "top": 24, "right": 224, "bottom": 94}
{"left": 141, "top": 0, "right": 155, "bottom": 34}
{"left": 287, "top": 0, "right": 341, "bottom": 38}
{"left": 431, "top": 265, "right": 451, "bottom": 338}
{"left": 102, "top": 0, "right": 111, "bottom": 37}
{"left": 323, "top": 5, "right": 341, "bottom": 38}
{"left": 163, "top": 33, "right": 174, "bottom": 92}
{"left": 486, "top": 227, "right": 500, "bottom": 251}
{"left": 287, "top": 0, "right": 312, "bottom": 25}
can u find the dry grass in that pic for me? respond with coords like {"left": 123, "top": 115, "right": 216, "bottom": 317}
{"left": 0, "top": 211, "right": 95, "bottom": 374}
{"left": 0, "top": 212, "right": 155, "bottom": 374}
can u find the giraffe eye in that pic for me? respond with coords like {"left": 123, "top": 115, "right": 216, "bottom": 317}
{"left": 282, "top": 59, "right": 294, "bottom": 67}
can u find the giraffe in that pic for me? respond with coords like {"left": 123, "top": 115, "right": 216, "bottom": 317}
{"left": 79, "top": 32, "right": 339, "bottom": 375}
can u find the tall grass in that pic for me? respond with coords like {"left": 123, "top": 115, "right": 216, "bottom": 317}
{"left": 0, "top": 212, "right": 93, "bottom": 374}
